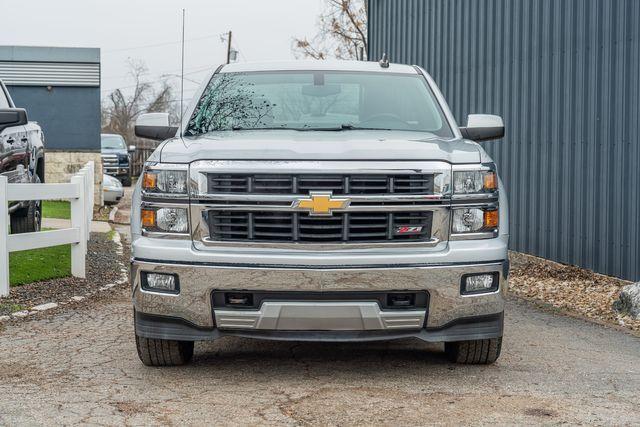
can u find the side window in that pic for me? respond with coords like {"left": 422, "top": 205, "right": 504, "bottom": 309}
{"left": 0, "top": 87, "right": 9, "bottom": 108}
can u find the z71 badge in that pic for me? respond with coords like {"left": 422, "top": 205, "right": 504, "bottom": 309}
{"left": 394, "top": 226, "right": 424, "bottom": 235}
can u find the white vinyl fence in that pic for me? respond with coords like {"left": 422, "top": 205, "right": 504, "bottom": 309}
{"left": 0, "top": 161, "right": 94, "bottom": 297}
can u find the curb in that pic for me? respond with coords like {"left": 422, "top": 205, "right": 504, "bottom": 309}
{"left": 1, "top": 227, "right": 128, "bottom": 323}
{"left": 108, "top": 206, "right": 119, "bottom": 223}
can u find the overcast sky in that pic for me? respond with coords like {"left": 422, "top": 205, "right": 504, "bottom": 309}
{"left": 2, "top": 0, "right": 324, "bottom": 103}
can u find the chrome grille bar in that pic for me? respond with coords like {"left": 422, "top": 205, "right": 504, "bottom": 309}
{"left": 189, "top": 160, "right": 454, "bottom": 249}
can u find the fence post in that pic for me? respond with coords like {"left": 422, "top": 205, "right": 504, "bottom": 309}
{"left": 88, "top": 161, "right": 94, "bottom": 240}
{"left": 82, "top": 165, "right": 90, "bottom": 240}
{"left": 0, "top": 176, "right": 9, "bottom": 297}
{"left": 70, "top": 174, "right": 87, "bottom": 278}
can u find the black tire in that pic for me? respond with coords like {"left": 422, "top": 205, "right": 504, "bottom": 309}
{"left": 121, "top": 176, "right": 132, "bottom": 187}
{"left": 10, "top": 199, "right": 41, "bottom": 234}
{"left": 445, "top": 337, "right": 502, "bottom": 364}
{"left": 135, "top": 335, "right": 194, "bottom": 366}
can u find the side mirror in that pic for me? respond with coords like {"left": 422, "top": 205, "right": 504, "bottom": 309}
{"left": 0, "top": 108, "right": 28, "bottom": 134}
{"left": 460, "top": 114, "right": 505, "bottom": 142}
{"left": 128, "top": 145, "right": 136, "bottom": 152}
{"left": 134, "top": 113, "right": 178, "bottom": 141}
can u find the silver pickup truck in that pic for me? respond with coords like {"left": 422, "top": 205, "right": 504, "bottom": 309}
{"left": 130, "top": 60, "right": 508, "bottom": 366}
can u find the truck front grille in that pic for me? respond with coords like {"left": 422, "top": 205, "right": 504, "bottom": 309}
{"left": 101, "top": 154, "right": 118, "bottom": 166}
{"left": 207, "top": 211, "right": 433, "bottom": 243}
{"left": 208, "top": 174, "right": 434, "bottom": 195}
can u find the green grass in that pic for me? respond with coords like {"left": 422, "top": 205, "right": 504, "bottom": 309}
{"left": 0, "top": 302, "right": 26, "bottom": 313}
{"left": 42, "top": 200, "right": 71, "bottom": 219}
{"left": 9, "top": 244, "right": 71, "bottom": 286}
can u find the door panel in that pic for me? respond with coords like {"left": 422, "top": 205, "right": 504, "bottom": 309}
{"left": 0, "top": 124, "right": 27, "bottom": 182}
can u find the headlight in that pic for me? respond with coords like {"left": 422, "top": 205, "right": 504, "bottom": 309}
{"left": 452, "top": 208, "right": 499, "bottom": 234}
{"left": 453, "top": 170, "right": 497, "bottom": 194}
{"left": 143, "top": 167, "right": 188, "bottom": 194}
{"left": 141, "top": 206, "right": 189, "bottom": 233}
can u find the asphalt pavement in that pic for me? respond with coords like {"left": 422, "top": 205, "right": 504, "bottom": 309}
{"left": 0, "top": 289, "right": 638, "bottom": 425}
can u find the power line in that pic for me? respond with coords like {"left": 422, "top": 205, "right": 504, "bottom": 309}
{"left": 100, "top": 66, "right": 212, "bottom": 93}
{"left": 102, "top": 64, "right": 212, "bottom": 81}
{"left": 102, "top": 33, "right": 220, "bottom": 54}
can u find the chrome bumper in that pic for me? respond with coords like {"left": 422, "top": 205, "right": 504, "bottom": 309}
{"left": 104, "top": 166, "right": 130, "bottom": 175}
{"left": 131, "top": 259, "right": 508, "bottom": 331}
{"left": 215, "top": 301, "right": 426, "bottom": 330}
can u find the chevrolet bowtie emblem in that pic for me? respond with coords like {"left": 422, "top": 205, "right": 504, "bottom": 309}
{"left": 293, "top": 192, "right": 350, "bottom": 216}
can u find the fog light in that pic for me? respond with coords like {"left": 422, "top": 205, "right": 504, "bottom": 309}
{"left": 462, "top": 273, "right": 499, "bottom": 295}
{"left": 143, "top": 273, "right": 179, "bottom": 293}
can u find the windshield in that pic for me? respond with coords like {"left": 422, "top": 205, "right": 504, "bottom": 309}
{"left": 101, "top": 134, "right": 126, "bottom": 149}
{"left": 186, "top": 71, "right": 453, "bottom": 137}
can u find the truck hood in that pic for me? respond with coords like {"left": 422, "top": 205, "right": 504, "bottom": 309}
{"left": 101, "top": 148, "right": 127, "bottom": 155}
{"left": 158, "top": 130, "right": 482, "bottom": 164}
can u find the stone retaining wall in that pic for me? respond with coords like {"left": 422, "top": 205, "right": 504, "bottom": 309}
{"left": 44, "top": 151, "right": 103, "bottom": 206}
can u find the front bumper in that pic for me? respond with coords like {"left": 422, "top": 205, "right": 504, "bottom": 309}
{"left": 104, "top": 166, "right": 130, "bottom": 176}
{"left": 131, "top": 259, "right": 508, "bottom": 340}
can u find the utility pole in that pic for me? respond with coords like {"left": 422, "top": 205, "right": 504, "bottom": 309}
{"left": 226, "top": 31, "right": 232, "bottom": 64}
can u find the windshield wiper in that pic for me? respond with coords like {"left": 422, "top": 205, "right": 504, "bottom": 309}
{"left": 231, "top": 125, "right": 292, "bottom": 131}
{"left": 227, "top": 124, "right": 395, "bottom": 131}
{"left": 301, "top": 124, "right": 395, "bottom": 131}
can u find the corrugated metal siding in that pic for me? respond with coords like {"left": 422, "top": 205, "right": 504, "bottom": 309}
{"left": 0, "top": 61, "right": 100, "bottom": 87}
{"left": 369, "top": 0, "right": 640, "bottom": 281}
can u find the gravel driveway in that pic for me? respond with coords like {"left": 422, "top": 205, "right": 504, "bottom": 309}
{"left": 0, "top": 289, "right": 639, "bottom": 425}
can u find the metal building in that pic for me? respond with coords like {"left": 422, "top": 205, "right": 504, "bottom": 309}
{"left": 368, "top": 0, "right": 640, "bottom": 281}
{"left": 0, "top": 46, "right": 101, "bottom": 150}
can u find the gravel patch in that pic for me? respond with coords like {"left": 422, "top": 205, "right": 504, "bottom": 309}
{"left": 0, "top": 232, "right": 128, "bottom": 317}
{"left": 509, "top": 251, "right": 640, "bottom": 333}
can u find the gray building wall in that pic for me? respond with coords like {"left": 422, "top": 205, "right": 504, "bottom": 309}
{"left": 368, "top": 0, "right": 640, "bottom": 281}
{"left": 0, "top": 46, "right": 101, "bottom": 150}
{"left": 8, "top": 86, "right": 100, "bottom": 151}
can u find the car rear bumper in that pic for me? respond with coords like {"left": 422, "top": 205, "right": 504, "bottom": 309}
{"left": 103, "top": 188, "right": 124, "bottom": 203}
{"left": 131, "top": 259, "right": 508, "bottom": 338}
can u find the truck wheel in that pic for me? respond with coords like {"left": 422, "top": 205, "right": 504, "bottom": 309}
{"left": 135, "top": 335, "right": 194, "bottom": 366}
{"left": 10, "top": 199, "right": 41, "bottom": 234}
{"left": 445, "top": 337, "right": 502, "bottom": 364}
{"left": 121, "top": 176, "right": 132, "bottom": 187}
{"left": 10, "top": 174, "right": 42, "bottom": 234}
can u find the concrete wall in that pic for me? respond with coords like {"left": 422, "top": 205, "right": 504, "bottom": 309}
{"left": 45, "top": 151, "right": 103, "bottom": 206}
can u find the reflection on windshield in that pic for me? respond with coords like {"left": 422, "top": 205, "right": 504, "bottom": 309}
{"left": 185, "top": 71, "right": 452, "bottom": 137}
{"left": 188, "top": 74, "right": 275, "bottom": 134}
{"left": 101, "top": 135, "right": 126, "bottom": 149}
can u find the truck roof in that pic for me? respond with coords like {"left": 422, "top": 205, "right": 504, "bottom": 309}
{"left": 219, "top": 60, "right": 419, "bottom": 74}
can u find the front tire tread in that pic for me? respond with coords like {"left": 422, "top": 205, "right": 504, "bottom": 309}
{"left": 135, "top": 335, "right": 194, "bottom": 367}
{"left": 445, "top": 337, "right": 502, "bottom": 364}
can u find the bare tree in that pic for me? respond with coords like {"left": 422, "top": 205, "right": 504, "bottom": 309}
{"left": 101, "top": 59, "right": 178, "bottom": 144}
{"left": 293, "top": 0, "right": 368, "bottom": 60}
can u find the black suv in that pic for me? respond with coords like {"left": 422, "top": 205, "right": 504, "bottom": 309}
{"left": 101, "top": 133, "right": 133, "bottom": 186}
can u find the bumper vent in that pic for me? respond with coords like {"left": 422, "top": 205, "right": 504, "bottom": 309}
{"left": 207, "top": 174, "right": 434, "bottom": 195}
{"left": 207, "top": 211, "right": 433, "bottom": 243}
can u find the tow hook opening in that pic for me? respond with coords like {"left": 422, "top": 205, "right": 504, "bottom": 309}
{"left": 387, "top": 293, "right": 415, "bottom": 308}
{"left": 225, "top": 293, "right": 254, "bottom": 307}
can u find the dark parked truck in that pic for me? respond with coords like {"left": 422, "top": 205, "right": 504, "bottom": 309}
{"left": 130, "top": 60, "right": 508, "bottom": 366}
{"left": 0, "top": 79, "right": 45, "bottom": 233}
{"left": 101, "top": 133, "right": 133, "bottom": 186}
